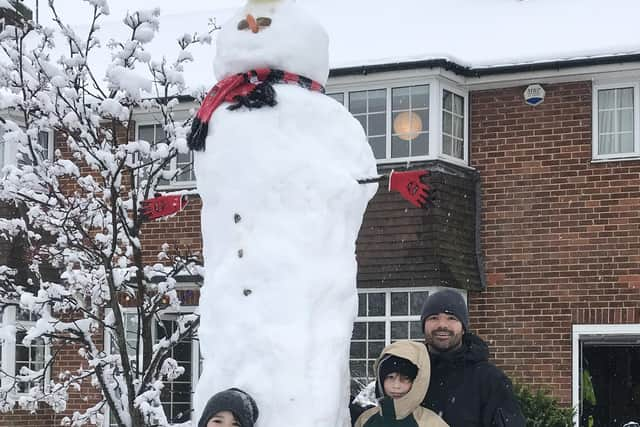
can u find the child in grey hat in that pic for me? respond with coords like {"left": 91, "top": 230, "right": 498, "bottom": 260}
{"left": 198, "top": 388, "right": 259, "bottom": 427}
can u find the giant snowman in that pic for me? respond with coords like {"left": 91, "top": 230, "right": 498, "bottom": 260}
{"left": 191, "top": 0, "right": 378, "bottom": 425}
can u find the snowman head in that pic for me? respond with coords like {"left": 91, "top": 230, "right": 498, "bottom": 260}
{"left": 214, "top": 0, "right": 329, "bottom": 86}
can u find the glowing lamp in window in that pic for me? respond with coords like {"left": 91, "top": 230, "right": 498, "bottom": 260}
{"left": 393, "top": 111, "right": 423, "bottom": 141}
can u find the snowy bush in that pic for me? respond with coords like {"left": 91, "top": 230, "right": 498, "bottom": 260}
{"left": 0, "top": 1, "right": 217, "bottom": 425}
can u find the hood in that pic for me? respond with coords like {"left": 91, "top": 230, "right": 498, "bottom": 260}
{"left": 374, "top": 340, "right": 430, "bottom": 420}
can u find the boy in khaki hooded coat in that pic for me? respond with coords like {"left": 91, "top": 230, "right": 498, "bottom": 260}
{"left": 355, "top": 340, "right": 448, "bottom": 427}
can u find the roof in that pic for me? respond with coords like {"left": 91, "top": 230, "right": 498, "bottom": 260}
{"left": 37, "top": 0, "right": 640, "bottom": 89}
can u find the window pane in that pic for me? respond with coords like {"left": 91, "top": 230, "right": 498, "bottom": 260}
{"left": 391, "top": 321, "right": 408, "bottom": 340}
{"left": 138, "top": 125, "right": 156, "bottom": 143}
{"left": 368, "top": 322, "right": 385, "bottom": 339}
{"left": 368, "top": 341, "right": 384, "bottom": 359}
{"left": 618, "top": 109, "right": 634, "bottom": 132}
{"left": 410, "top": 291, "right": 429, "bottom": 315}
{"left": 620, "top": 133, "right": 634, "bottom": 153}
{"left": 327, "top": 92, "right": 344, "bottom": 104}
{"left": 617, "top": 87, "right": 634, "bottom": 108}
{"left": 411, "top": 133, "right": 429, "bottom": 157}
{"left": 411, "top": 86, "right": 429, "bottom": 109}
{"left": 367, "top": 293, "right": 385, "bottom": 316}
{"left": 392, "top": 87, "right": 411, "bottom": 110}
{"left": 355, "top": 115, "right": 367, "bottom": 133}
{"left": 369, "top": 136, "right": 386, "bottom": 160}
{"left": 349, "top": 92, "right": 367, "bottom": 115}
{"left": 443, "top": 90, "right": 453, "bottom": 110}
{"left": 443, "top": 135, "right": 453, "bottom": 156}
{"left": 353, "top": 322, "right": 366, "bottom": 339}
{"left": 391, "top": 292, "right": 408, "bottom": 316}
{"left": 443, "top": 112, "right": 452, "bottom": 134}
{"left": 350, "top": 341, "right": 366, "bottom": 358}
{"left": 409, "top": 320, "right": 423, "bottom": 340}
{"left": 368, "top": 90, "right": 386, "bottom": 113}
{"left": 416, "top": 109, "right": 429, "bottom": 131}
{"left": 599, "top": 111, "right": 615, "bottom": 134}
{"left": 368, "top": 113, "right": 386, "bottom": 136}
{"left": 391, "top": 135, "right": 410, "bottom": 158}
{"left": 598, "top": 89, "right": 615, "bottom": 109}
{"left": 350, "top": 360, "right": 366, "bottom": 378}
{"left": 358, "top": 294, "right": 366, "bottom": 317}
{"left": 454, "top": 116, "right": 464, "bottom": 139}
{"left": 453, "top": 93, "right": 464, "bottom": 115}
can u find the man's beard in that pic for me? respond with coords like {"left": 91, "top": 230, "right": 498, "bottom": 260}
{"left": 426, "top": 328, "right": 463, "bottom": 353}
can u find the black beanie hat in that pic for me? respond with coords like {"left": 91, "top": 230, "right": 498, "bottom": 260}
{"left": 420, "top": 289, "right": 469, "bottom": 331}
{"left": 198, "top": 388, "right": 259, "bottom": 427}
{"left": 378, "top": 355, "right": 418, "bottom": 383}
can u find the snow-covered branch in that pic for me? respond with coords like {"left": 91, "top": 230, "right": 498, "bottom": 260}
{"left": 0, "top": 2, "right": 215, "bottom": 425}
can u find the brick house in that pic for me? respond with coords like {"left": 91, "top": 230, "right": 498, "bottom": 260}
{"left": 2, "top": 2, "right": 640, "bottom": 426}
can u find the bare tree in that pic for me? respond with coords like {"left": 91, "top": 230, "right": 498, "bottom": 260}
{"left": 0, "top": 1, "right": 217, "bottom": 425}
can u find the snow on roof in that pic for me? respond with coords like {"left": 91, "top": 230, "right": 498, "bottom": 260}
{"left": 52, "top": 0, "right": 640, "bottom": 90}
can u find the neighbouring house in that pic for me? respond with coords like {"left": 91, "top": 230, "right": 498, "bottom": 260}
{"left": 1, "top": 1, "right": 640, "bottom": 426}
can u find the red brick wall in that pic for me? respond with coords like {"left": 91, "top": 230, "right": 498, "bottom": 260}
{"left": 469, "top": 80, "right": 640, "bottom": 404}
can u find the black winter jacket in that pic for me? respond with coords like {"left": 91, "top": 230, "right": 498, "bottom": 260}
{"left": 421, "top": 333, "right": 525, "bottom": 427}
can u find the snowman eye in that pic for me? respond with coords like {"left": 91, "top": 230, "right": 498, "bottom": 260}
{"left": 256, "top": 17, "right": 272, "bottom": 27}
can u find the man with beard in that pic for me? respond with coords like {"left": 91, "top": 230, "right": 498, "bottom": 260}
{"left": 420, "top": 289, "right": 525, "bottom": 427}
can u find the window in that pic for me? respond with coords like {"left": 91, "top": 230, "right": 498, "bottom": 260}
{"left": 593, "top": 84, "right": 640, "bottom": 160}
{"left": 0, "top": 307, "right": 48, "bottom": 393}
{"left": 108, "top": 308, "right": 200, "bottom": 425}
{"left": 349, "top": 287, "right": 455, "bottom": 393}
{"left": 330, "top": 79, "right": 467, "bottom": 165}
{"left": 137, "top": 124, "right": 195, "bottom": 187}
{"left": 157, "top": 316, "right": 194, "bottom": 423}
{"left": 349, "top": 89, "right": 387, "bottom": 159}
{"left": 573, "top": 324, "right": 640, "bottom": 427}
{"left": 0, "top": 128, "right": 53, "bottom": 168}
{"left": 442, "top": 89, "right": 465, "bottom": 160}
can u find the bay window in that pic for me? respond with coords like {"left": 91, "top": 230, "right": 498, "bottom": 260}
{"left": 329, "top": 78, "right": 467, "bottom": 165}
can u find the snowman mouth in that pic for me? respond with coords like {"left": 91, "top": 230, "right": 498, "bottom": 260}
{"left": 237, "top": 15, "right": 272, "bottom": 33}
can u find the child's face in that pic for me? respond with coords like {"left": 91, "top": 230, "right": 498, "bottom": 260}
{"left": 207, "top": 410, "right": 240, "bottom": 427}
{"left": 383, "top": 372, "right": 413, "bottom": 399}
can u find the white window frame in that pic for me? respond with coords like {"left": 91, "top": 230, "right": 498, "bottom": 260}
{"left": 351, "top": 286, "right": 465, "bottom": 387}
{"left": 572, "top": 323, "right": 640, "bottom": 427}
{"left": 135, "top": 122, "right": 196, "bottom": 190}
{"left": 0, "top": 128, "right": 54, "bottom": 168}
{"left": 592, "top": 82, "right": 640, "bottom": 161}
{"left": 440, "top": 83, "right": 469, "bottom": 165}
{"left": 106, "top": 304, "right": 201, "bottom": 424}
{"left": 0, "top": 306, "right": 51, "bottom": 392}
{"left": 328, "top": 76, "right": 468, "bottom": 166}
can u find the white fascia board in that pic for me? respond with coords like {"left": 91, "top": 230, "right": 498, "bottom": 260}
{"left": 327, "top": 67, "right": 465, "bottom": 92}
{"left": 327, "top": 61, "right": 640, "bottom": 92}
{"left": 463, "top": 62, "right": 640, "bottom": 91}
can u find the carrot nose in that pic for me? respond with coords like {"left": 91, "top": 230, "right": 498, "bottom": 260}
{"left": 246, "top": 14, "right": 259, "bottom": 33}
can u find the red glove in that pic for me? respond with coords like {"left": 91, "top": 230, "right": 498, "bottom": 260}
{"left": 388, "top": 169, "right": 431, "bottom": 208}
{"left": 140, "top": 195, "right": 188, "bottom": 221}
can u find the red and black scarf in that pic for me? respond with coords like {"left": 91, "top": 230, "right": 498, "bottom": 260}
{"left": 187, "top": 68, "right": 325, "bottom": 151}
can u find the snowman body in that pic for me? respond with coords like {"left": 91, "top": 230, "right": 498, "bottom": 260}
{"left": 193, "top": 2, "right": 377, "bottom": 426}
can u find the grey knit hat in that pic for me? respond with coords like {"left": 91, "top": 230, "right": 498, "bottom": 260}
{"left": 420, "top": 289, "right": 469, "bottom": 331}
{"left": 198, "top": 388, "right": 259, "bottom": 427}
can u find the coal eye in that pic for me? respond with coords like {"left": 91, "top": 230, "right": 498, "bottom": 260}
{"left": 237, "top": 19, "right": 249, "bottom": 30}
{"left": 256, "top": 17, "right": 272, "bottom": 26}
